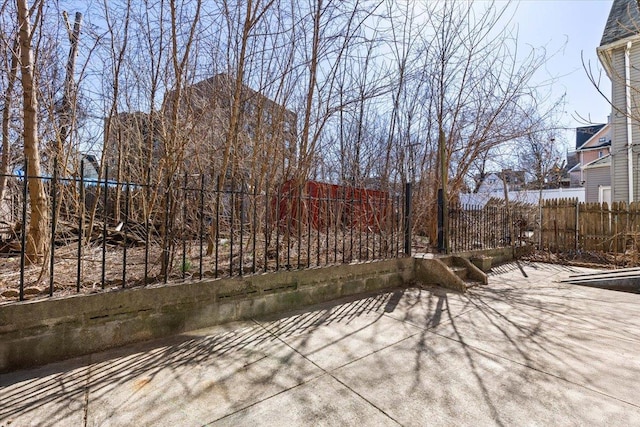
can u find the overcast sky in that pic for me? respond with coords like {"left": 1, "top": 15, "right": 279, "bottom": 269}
{"left": 505, "top": 0, "right": 614, "bottom": 147}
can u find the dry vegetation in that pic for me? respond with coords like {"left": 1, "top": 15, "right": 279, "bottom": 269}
{"left": 0, "top": 0, "right": 567, "bottom": 302}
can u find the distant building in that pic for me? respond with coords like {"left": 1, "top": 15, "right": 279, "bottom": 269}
{"left": 163, "top": 73, "right": 297, "bottom": 180}
{"left": 463, "top": 168, "right": 587, "bottom": 207}
{"left": 79, "top": 153, "right": 101, "bottom": 181}
{"left": 566, "top": 123, "right": 612, "bottom": 203}
{"left": 475, "top": 169, "right": 526, "bottom": 194}
{"left": 104, "top": 111, "right": 162, "bottom": 182}
{"left": 104, "top": 74, "right": 297, "bottom": 184}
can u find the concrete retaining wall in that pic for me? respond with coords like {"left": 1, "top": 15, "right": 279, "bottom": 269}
{"left": 453, "top": 247, "right": 516, "bottom": 267}
{"left": 0, "top": 258, "right": 414, "bottom": 373}
{"left": 0, "top": 247, "right": 518, "bottom": 373}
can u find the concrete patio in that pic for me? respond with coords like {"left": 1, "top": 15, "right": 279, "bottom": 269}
{"left": 1, "top": 261, "right": 640, "bottom": 426}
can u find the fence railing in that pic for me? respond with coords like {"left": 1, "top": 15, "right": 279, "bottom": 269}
{"left": 541, "top": 199, "right": 640, "bottom": 255}
{"left": 447, "top": 201, "right": 536, "bottom": 253}
{"left": 0, "top": 171, "right": 407, "bottom": 302}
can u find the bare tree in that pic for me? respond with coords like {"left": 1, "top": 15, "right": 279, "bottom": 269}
{"left": 414, "top": 0, "right": 556, "bottom": 244}
{"left": 517, "top": 131, "right": 563, "bottom": 191}
{"left": 0, "top": 34, "right": 19, "bottom": 208}
{"left": 16, "top": 0, "right": 48, "bottom": 263}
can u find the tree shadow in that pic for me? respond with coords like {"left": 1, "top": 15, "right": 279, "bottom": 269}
{"left": 0, "top": 289, "right": 407, "bottom": 426}
{"left": 2, "top": 262, "right": 639, "bottom": 425}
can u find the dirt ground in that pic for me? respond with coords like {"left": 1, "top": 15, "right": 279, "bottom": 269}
{"left": 521, "top": 249, "right": 640, "bottom": 269}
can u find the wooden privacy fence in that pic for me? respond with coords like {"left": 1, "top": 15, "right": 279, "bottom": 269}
{"left": 541, "top": 199, "right": 640, "bottom": 253}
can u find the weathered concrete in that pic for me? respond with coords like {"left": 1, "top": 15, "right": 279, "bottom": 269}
{"left": 560, "top": 267, "right": 640, "bottom": 293}
{"left": 0, "top": 248, "right": 506, "bottom": 373}
{"left": 471, "top": 255, "right": 492, "bottom": 272}
{"left": 414, "top": 254, "right": 487, "bottom": 292}
{"left": 414, "top": 255, "right": 466, "bottom": 292}
{"left": 454, "top": 246, "right": 515, "bottom": 267}
{"left": 1, "top": 262, "right": 639, "bottom": 426}
{"left": 0, "top": 258, "right": 414, "bottom": 373}
{"left": 452, "top": 255, "right": 487, "bottom": 285}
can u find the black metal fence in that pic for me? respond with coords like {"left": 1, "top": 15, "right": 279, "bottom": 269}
{"left": 447, "top": 201, "right": 536, "bottom": 253}
{"left": 1, "top": 166, "right": 408, "bottom": 302}
{"left": 0, "top": 164, "right": 544, "bottom": 304}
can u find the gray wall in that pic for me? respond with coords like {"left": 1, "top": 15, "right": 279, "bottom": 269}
{"left": 609, "top": 45, "right": 640, "bottom": 202}
{"left": 584, "top": 166, "right": 611, "bottom": 203}
{"left": 0, "top": 247, "right": 514, "bottom": 373}
{"left": 0, "top": 259, "right": 414, "bottom": 373}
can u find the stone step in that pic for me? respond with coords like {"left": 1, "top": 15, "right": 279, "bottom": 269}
{"left": 464, "top": 280, "right": 483, "bottom": 289}
{"left": 450, "top": 266, "right": 468, "bottom": 280}
{"left": 440, "top": 256, "right": 454, "bottom": 267}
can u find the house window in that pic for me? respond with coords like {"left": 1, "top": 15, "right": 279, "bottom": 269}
{"left": 599, "top": 137, "right": 606, "bottom": 142}
{"left": 598, "top": 150, "right": 603, "bottom": 158}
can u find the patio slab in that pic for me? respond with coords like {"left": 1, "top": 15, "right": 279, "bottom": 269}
{"left": 1, "top": 262, "right": 639, "bottom": 426}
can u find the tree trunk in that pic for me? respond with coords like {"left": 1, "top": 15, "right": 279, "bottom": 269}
{"left": 17, "top": 0, "right": 48, "bottom": 265}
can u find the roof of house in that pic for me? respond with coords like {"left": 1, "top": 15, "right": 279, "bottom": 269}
{"left": 575, "top": 124, "right": 607, "bottom": 149}
{"left": 580, "top": 140, "right": 611, "bottom": 151}
{"left": 601, "top": 0, "right": 640, "bottom": 46}
{"left": 582, "top": 154, "right": 611, "bottom": 169}
{"left": 566, "top": 151, "right": 579, "bottom": 171}
{"left": 568, "top": 162, "right": 581, "bottom": 174}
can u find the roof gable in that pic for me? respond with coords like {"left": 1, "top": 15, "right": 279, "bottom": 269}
{"left": 583, "top": 154, "right": 611, "bottom": 169}
{"left": 601, "top": 0, "right": 640, "bottom": 47}
{"left": 575, "top": 123, "right": 610, "bottom": 150}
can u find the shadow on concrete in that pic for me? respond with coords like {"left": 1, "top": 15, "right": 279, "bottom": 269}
{"left": 0, "top": 290, "right": 406, "bottom": 426}
{"left": 2, "top": 262, "right": 640, "bottom": 425}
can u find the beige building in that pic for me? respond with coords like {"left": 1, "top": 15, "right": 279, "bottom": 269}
{"left": 162, "top": 73, "right": 297, "bottom": 181}
{"left": 105, "top": 74, "right": 297, "bottom": 184}
{"left": 104, "top": 111, "right": 162, "bottom": 183}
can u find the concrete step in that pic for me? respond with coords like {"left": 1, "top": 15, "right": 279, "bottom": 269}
{"left": 439, "top": 256, "right": 454, "bottom": 267}
{"left": 560, "top": 268, "right": 640, "bottom": 293}
{"left": 464, "top": 280, "right": 483, "bottom": 289}
{"left": 561, "top": 268, "right": 640, "bottom": 282}
{"left": 450, "top": 266, "right": 468, "bottom": 280}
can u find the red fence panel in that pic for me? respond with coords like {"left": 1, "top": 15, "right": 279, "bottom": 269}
{"left": 272, "top": 180, "right": 389, "bottom": 232}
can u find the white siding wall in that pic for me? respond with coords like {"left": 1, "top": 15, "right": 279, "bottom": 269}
{"left": 611, "top": 47, "right": 628, "bottom": 202}
{"left": 610, "top": 44, "right": 640, "bottom": 202}
{"left": 632, "top": 43, "right": 640, "bottom": 202}
{"left": 584, "top": 166, "right": 611, "bottom": 203}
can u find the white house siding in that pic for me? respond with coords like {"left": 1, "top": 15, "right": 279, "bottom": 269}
{"left": 630, "top": 43, "right": 640, "bottom": 202}
{"left": 584, "top": 166, "right": 611, "bottom": 203}
{"left": 610, "top": 44, "right": 640, "bottom": 202}
{"left": 611, "top": 47, "right": 629, "bottom": 202}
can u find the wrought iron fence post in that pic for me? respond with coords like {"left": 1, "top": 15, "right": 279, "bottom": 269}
{"left": 199, "top": 174, "right": 205, "bottom": 279}
{"left": 163, "top": 174, "right": 171, "bottom": 284}
{"left": 49, "top": 158, "right": 58, "bottom": 297}
{"left": 77, "top": 160, "right": 84, "bottom": 292}
{"left": 19, "top": 158, "right": 28, "bottom": 301}
{"left": 143, "top": 166, "right": 150, "bottom": 286}
{"left": 437, "top": 188, "right": 444, "bottom": 253}
{"left": 404, "top": 182, "right": 412, "bottom": 256}
{"left": 102, "top": 166, "right": 109, "bottom": 289}
{"left": 122, "top": 174, "right": 130, "bottom": 288}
